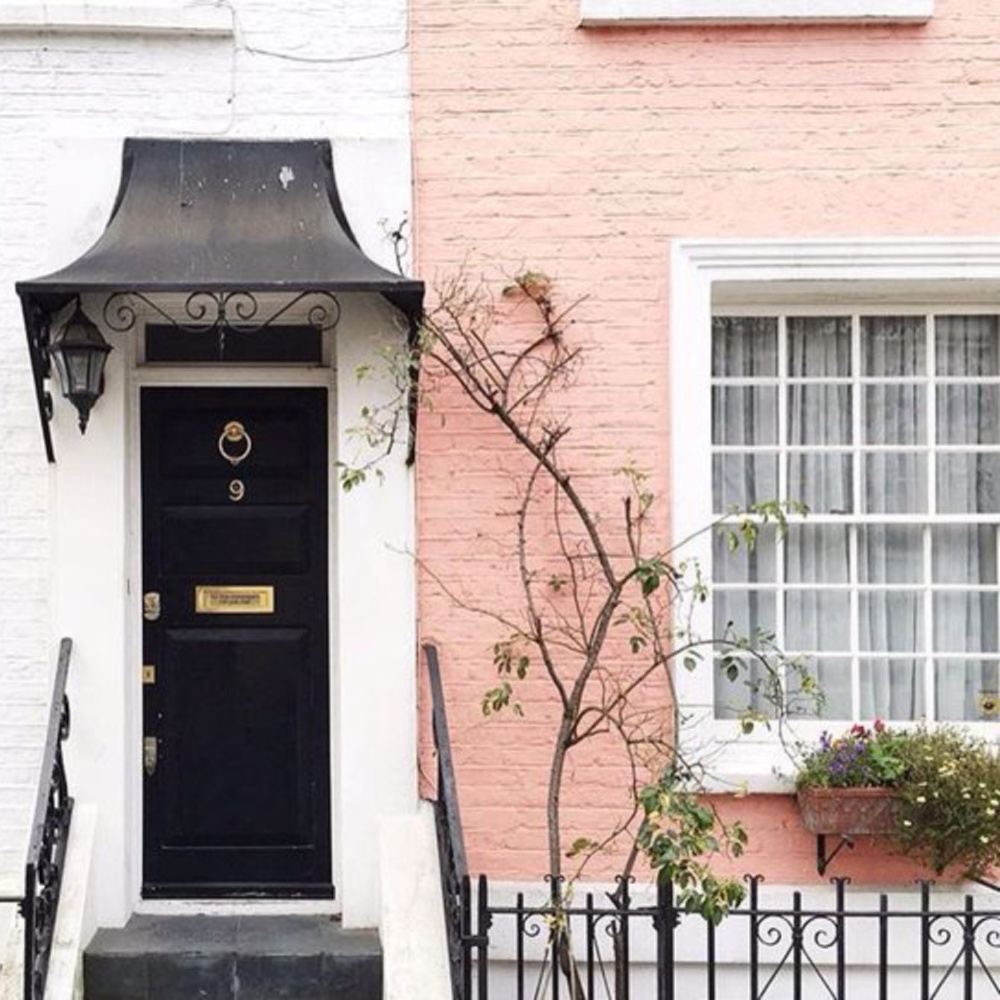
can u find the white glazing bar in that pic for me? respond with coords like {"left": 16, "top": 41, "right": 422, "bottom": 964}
{"left": 928, "top": 315, "right": 937, "bottom": 518}
{"left": 713, "top": 582, "right": 1000, "bottom": 592}
{"left": 925, "top": 315, "right": 937, "bottom": 721}
{"left": 776, "top": 316, "right": 787, "bottom": 691}
{"left": 995, "top": 523, "right": 1000, "bottom": 724}
{"left": 707, "top": 512, "right": 1000, "bottom": 525}
{"left": 851, "top": 314, "right": 862, "bottom": 719}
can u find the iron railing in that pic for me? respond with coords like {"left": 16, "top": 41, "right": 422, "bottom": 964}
{"left": 0, "top": 638, "right": 74, "bottom": 1000}
{"left": 424, "top": 650, "right": 1000, "bottom": 998}
{"left": 456, "top": 874, "right": 1000, "bottom": 1000}
{"left": 424, "top": 643, "right": 469, "bottom": 1000}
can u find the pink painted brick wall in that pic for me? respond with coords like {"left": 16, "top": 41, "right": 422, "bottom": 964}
{"left": 412, "top": 0, "right": 1000, "bottom": 883}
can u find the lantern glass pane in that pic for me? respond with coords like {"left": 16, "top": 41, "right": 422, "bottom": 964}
{"left": 65, "top": 349, "right": 91, "bottom": 392}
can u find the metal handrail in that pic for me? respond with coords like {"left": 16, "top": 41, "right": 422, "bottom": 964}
{"left": 423, "top": 643, "right": 468, "bottom": 1000}
{"left": 0, "top": 638, "right": 74, "bottom": 1000}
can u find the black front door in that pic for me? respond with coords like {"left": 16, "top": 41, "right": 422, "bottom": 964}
{"left": 141, "top": 387, "right": 332, "bottom": 897}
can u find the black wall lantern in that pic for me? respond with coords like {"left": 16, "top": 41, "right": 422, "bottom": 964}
{"left": 48, "top": 297, "right": 112, "bottom": 434}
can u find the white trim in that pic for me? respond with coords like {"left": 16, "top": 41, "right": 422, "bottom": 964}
{"left": 55, "top": 291, "right": 418, "bottom": 928}
{"left": 379, "top": 803, "right": 452, "bottom": 1000}
{"left": 125, "top": 359, "right": 340, "bottom": 916}
{"left": 0, "top": 4, "right": 234, "bottom": 36}
{"left": 134, "top": 898, "right": 339, "bottom": 916}
{"left": 580, "top": 0, "right": 932, "bottom": 26}
{"left": 669, "top": 238, "right": 1000, "bottom": 791}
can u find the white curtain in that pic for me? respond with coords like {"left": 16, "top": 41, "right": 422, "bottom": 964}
{"left": 934, "top": 315, "right": 999, "bottom": 720}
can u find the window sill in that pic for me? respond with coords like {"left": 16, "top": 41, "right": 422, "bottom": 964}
{"left": 580, "top": 0, "right": 933, "bottom": 26}
{"left": 0, "top": 4, "right": 233, "bottom": 37}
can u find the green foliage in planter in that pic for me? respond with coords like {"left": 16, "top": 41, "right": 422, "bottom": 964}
{"left": 797, "top": 723, "right": 1000, "bottom": 877}
{"left": 893, "top": 729, "right": 1000, "bottom": 877}
{"left": 796, "top": 722, "right": 907, "bottom": 790}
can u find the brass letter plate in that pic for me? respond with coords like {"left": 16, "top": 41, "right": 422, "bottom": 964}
{"left": 195, "top": 585, "right": 275, "bottom": 614}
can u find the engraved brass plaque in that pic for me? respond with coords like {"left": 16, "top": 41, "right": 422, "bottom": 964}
{"left": 195, "top": 585, "right": 275, "bottom": 615}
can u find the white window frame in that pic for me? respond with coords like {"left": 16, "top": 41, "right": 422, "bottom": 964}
{"left": 581, "top": 0, "right": 932, "bottom": 27}
{"left": 670, "top": 238, "right": 1000, "bottom": 791}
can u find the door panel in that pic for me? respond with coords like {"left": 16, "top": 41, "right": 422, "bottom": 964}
{"left": 161, "top": 507, "right": 312, "bottom": 575}
{"left": 141, "top": 387, "right": 331, "bottom": 897}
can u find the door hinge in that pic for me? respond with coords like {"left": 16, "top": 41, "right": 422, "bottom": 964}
{"left": 143, "top": 737, "right": 158, "bottom": 777}
{"left": 142, "top": 665, "right": 156, "bottom": 685}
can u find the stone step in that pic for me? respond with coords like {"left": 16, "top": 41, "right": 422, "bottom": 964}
{"left": 84, "top": 915, "right": 382, "bottom": 1000}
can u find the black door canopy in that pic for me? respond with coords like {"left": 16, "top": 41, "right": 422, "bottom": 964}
{"left": 15, "top": 138, "right": 424, "bottom": 461}
{"left": 17, "top": 138, "right": 423, "bottom": 307}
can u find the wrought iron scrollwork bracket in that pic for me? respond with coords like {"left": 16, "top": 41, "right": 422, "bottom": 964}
{"left": 102, "top": 289, "right": 342, "bottom": 335}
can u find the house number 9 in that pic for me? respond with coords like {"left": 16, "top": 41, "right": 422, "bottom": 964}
{"left": 229, "top": 479, "right": 245, "bottom": 502}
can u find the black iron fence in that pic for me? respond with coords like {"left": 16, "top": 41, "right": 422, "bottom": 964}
{"left": 0, "top": 638, "right": 74, "bottom": 1000}
{"left": 455, "top": 873, "right": 1000, "bottom": 1000}
{"left": 424, "top": 643, "right": 1000, "bottom": 999}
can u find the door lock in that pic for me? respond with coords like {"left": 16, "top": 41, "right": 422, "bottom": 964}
{"left": 143, "top": 737, "right": 158, "bottom": 777}
{"left": 143, "top": 592, "right": 161, "bottom": 622}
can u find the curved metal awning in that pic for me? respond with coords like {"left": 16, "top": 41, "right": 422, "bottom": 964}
{"left": 16, "top": 138, "right": 424, "bottom": 461}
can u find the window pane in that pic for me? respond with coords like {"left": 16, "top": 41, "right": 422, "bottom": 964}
{"left": 712, "top": 317, "right": 778, "bottom": 377}
{"left": 787, "top": 317, "right": 851, "bottom": 377}
{"left": 144, "top": 324, "right": 322, "bottom": 363}
{"left": 862, "top": 385, "right": 925, "bottom": 444}
{"left": 788, "top": 658, "right": 851, "bottom": 719}
{"left": 860, "top": 593, "right": 923, "bottom": 652}
{"left": 937, "top": 386, "right": 1000, "bottom": 445}
{"left": 712, "top": 387, "right": 777, "bottom": 445}
{"left": 787, "top": 453, "right": 852, "bottom": 514}
{"left": 787, "top": 385, "right": 851, "bottom": 445}
{"left": 862, "top": 453, "right": 927, "bottom": 513}
{"left": 932, "top": 526, "right": 997, "bottom": 584}
{"left": 933, "top": 593, "right": 998, "bottom": 653}
{"left": 714, "top": 590, "right": 775, "bottom": 644}
{"left": 859, "top": 526, "right": 923, "bottom": 583}
{"left": 785, "top": 592, "right": 850, "bottom": 652}
{"left": 936, "top": 315, "right": 1000, "bottom": 376}
{"left": 859, "top": 659, "right": 925, "bottom": 721}
{"left": 713, "top": 454, "right": 778, "bottom": 511}
{"left": 935, "top": 660, "right": 1000, "bottom": 721}
{"left": 713, "top": 526, "right": 776, "bottom": 583}
{"left": 785, "top": 525, "right": 849, "bottom": 584}
{"left": 936, "top": 454, "right": 1000, "bottom": 513}
{"left": 714, "top": 656, "right": 777, "bottom": 720}
{"left": 861, "top": 315, "right": 926, "bottom": 376}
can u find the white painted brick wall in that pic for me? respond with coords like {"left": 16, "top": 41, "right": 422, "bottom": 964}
{"left": 0, "top": 0, "right": 412, "bottom": 895}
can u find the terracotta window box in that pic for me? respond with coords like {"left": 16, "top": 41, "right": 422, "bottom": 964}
{"left": 797, "top": 787, "right": 901, "bottom": 836}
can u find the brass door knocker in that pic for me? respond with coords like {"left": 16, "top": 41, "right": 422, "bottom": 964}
{"left": 218, "top": 420, "right": 252, "bottom": 467}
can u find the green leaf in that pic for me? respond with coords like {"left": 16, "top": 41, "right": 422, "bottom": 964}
{"left": 566, "top": 836, "right": 600, "bottom": 859}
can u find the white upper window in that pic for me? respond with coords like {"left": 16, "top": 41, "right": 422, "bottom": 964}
{"left": 671, "top": 239, "right": 1000, "bottom": 787}
{"left": 581, "top": 0, "right": 933, "bottom": 27}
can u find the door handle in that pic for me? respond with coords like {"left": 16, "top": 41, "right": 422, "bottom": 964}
{"left": 143, "top": 737, "right": 158, "bottom": 777}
